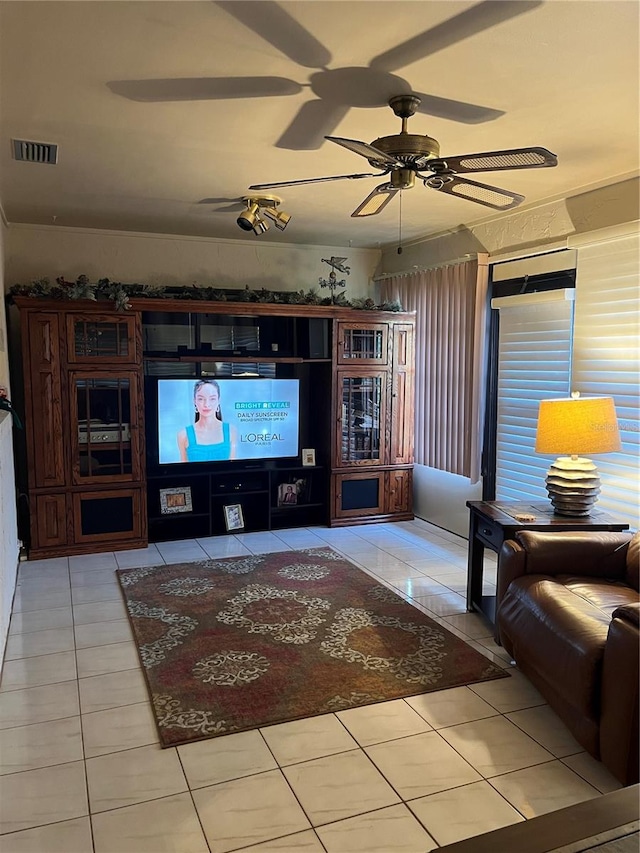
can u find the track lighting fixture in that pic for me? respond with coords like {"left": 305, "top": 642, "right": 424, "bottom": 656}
{"left": 237, "top": 195, "right": 291, "bottom": 235}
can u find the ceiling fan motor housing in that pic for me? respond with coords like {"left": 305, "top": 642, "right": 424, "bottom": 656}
{"left": 369, "top": 133, "right": 440, "bottom": 168}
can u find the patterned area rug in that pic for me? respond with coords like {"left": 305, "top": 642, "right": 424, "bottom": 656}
{"left": 117, "top": 547, "right": 508, "bottom": 748}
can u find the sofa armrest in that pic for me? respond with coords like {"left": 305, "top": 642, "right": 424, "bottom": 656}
{"left": 612, "top": 602, "right": 640, "bottom": 627}
{"left": 497, "top": 539, "right": 527, "bottom": 609}
{"left": 600, "top": 602, "right": 640, "bottom": 785}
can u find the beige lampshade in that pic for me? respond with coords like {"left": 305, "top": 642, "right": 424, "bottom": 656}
{"left": 535, "top": 395, "right": 621, "bottom": 456}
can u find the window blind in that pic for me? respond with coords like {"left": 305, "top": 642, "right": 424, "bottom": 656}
{"left": 494, "top": 291, "right": 574, "bottom": 502}
{"left": 572, "top": 233, "right": 640, "bottom": 529}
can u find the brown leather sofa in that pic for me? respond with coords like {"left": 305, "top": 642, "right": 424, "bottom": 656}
{"left": 497, "top": 530, "right": 639, "bottom": 786}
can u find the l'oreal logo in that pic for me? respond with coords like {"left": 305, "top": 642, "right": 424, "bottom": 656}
{"left": 240, "top": 433, "right": 283, "bottom": 442}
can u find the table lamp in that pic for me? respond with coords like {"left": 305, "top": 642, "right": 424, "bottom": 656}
{"left": 535, "top": 392, "right": 621, "bottom": 516}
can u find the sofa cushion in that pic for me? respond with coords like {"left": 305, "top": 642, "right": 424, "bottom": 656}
{"left": 560, "top": 576, "right": 639, "bottom": 616}
{"left": 499, "top": 575, "right": 611, "bottom": 719}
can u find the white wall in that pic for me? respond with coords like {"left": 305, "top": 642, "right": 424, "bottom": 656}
{"left": 413, "top": 465, "right": 482, "bottom": 539}
{"left": 0, "top": 219, "right": 20, "bottom": 664}
{"left": 4, "top": 225, "right": 381, "bottom": 300}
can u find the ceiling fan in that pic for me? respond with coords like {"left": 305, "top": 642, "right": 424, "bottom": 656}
{"left": 249, "top": 94, "right": 558, "bottom": 217}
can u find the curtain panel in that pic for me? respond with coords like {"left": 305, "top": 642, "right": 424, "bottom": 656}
{"left": 382, "top": 256, "right": 488, "bottom": 481}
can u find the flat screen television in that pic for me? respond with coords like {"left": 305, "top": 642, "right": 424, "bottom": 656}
{"left": 156, "top": 377, "right": 300, "bottom": 465}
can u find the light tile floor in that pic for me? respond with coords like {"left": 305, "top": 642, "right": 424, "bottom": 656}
{"left": 0, "top": 519, "right": 622, "bottom": 852}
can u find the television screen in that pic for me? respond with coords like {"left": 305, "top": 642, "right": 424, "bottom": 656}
{"left": 157, "top": 378, "right": 299, "bottom": 464}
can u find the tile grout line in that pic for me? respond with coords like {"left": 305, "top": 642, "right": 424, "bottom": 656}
{"left": 173, "top": 746, "right": 214, "bottom": 853}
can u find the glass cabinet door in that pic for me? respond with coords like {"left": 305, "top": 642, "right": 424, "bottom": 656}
{"left": 66, "top": 314, "right": 139, "bottom": 364}
{"left": 338, "top": 371, "right": 387, "bottom": 466}
{"left": 337, "top": 323, "right": 388, "bottom": 364}
{"left": 70, "top": 371, "right": 141, "bottom": 483}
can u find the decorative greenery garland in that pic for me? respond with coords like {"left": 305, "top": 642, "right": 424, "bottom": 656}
{"left": 8, "top": 276, "right": 403, "bottom": 313}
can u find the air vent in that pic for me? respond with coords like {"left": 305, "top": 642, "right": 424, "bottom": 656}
{"left": 12, "top": 139, "right": 58, "bottom": 164}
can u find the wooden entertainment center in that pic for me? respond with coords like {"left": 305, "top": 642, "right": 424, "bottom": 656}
{"left": 13, "top": 297, "right": 415, "bottom": 559}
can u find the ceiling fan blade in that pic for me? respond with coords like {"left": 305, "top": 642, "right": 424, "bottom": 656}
{"left": 107, "top": 77, "right": 301, "bottom": 102}
{"left": 215, "top": 1, "right": 331, "bottom": 69}
{"left": 370, "top": 0, "right": 542, "bottom": 72}
{"left": 428, "top": 147, "right": 558, "bottom": 173}
{"left": 249, "top": 172, "right": 385, "bottom": 191}
{"left": 425, "top": 175, "right": 524, "bottom": 210}
{"left": 326, "top": 136, "right": 403, "bottom": 167}
{"left": 351, "top": 185, "right": 399, "bottom": 218}
{"left": 413, "top": 91, "right": 504, "bottom": 125}
{"left": 276, "top": 101, "right": 351, "bottom": 150}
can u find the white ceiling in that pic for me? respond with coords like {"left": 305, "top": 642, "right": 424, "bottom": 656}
{"left": 1, "top": 1, "right": 638, "bottom": 249}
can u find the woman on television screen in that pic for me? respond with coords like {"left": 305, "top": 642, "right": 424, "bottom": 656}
{"left": 177, "top": 379, "right": 237, "bottom": 461}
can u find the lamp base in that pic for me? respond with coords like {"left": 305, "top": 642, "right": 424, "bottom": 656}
{"left": 544, "top": 456, "right": 601, "bottom": 517}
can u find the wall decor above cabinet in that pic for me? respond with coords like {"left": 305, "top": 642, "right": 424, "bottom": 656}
{"left": 8, "top": 276, "right": 404, "bottom": 313}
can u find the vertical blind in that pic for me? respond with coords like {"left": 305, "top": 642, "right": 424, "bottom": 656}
{"left": 493, "top": 291, "right": 574, "bottom": 502}
{"left": 571, "top": 232, "right": 640, "bottom": 529}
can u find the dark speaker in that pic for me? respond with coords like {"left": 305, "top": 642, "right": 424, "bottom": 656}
{"left": 307, "top": 318, "right": 329, "bottom": 359}
{"left": 80, "top": 495, "right": 134, "bottom": 536}
{"left": 341, "top": 477, "right": 380, "bottom": 511}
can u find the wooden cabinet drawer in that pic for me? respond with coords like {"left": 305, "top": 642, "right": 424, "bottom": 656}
{"left": 476, "top": 518, "right": 504, "bottom": 550}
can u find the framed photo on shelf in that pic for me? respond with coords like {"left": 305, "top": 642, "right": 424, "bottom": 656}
{"left": 159, "top": 486, "right": 193, "bottom": 515}
{"left": 278, "top": 482, "right": 298, "bottom": 507}
{"left": 223, "top": 503, "right": 245, "bottom": 532}
{"left": 302, "top": 448, "right": 316, "bottom": 467}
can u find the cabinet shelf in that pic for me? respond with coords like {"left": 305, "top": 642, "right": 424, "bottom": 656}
{"left": 80, "top": 442, "right": 131, "bottom": 450}
{"left": 144, "top": 354, "right": 332, "bottom": 364}
{"left": 179, "top": 355, "right": 304, "bottom": 364}
{"left": 149, "top": 511, "right": 209, "bottom": 522}
{"left": 212, "top": 489, "right": 269, "bottom": 497}
{"left": 272, "top": 501, "right": 323, "bottom": 512}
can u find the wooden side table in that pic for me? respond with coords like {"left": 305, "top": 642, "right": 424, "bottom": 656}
{"left": 466, "top": 500, "right": 629, "bottom": 630}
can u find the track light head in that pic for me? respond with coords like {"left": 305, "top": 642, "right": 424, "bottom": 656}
{"left": 263, "top": 206, "right": 291, "bottom": 231}
{"left": 238, "top": 195, "right": 291, "bottom": 235}
{"left": 237, "top": 201, "right": 261, "bottom": 232}
{"left": 251, "top": 217, "right": 269, "bottom": 235}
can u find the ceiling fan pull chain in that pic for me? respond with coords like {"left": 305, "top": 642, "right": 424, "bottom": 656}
{"left": 397, "top": 191, "right": 403, "bottom": 255}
